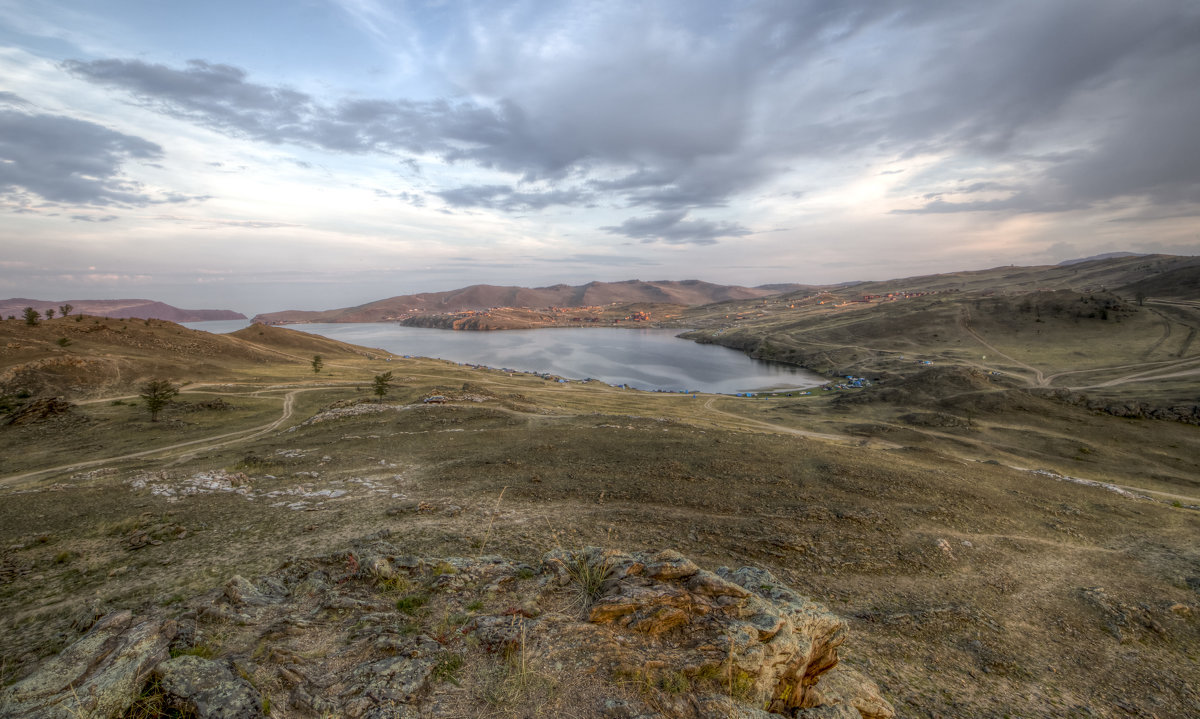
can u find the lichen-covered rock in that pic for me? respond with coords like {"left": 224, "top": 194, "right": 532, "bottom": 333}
{"left": 795, "top": 704, "right": 863, "bottom": 719}
{"left": 224, "top": 574, "right": 288, "bottom": 607}
{"left": 0, "top": 611, "right": 174, "bottom": 719}
{"left": 156, "top": 655, "right": 263, "bottom": 719}
{"left": 3, "top": 543, "right": 889, "bottom": 719}
{"left": 563, "top": 548, "right": 851, "bottom": 715}
{"left": 805, "top": 665, "right": 895, "bottom": 719}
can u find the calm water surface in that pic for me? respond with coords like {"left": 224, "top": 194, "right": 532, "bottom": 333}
{"left": 183, "top": 321, "right": 824, "bottom": 394}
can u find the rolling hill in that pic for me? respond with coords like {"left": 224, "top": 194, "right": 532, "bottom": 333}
{"left": 0, "top": 298, "right": 244, "bottom": 322}
{"left": 0, "top": 316, "right": 383, "bottom": 400}
{"left": 252, "top": 279, "right": 811, "bottom": 324}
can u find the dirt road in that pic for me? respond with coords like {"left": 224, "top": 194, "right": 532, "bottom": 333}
{"left": 700, "top": 397, "right": 898, "bottom": 447}
{"left": 0, "top": 386, "right": 332, "bottom": 486}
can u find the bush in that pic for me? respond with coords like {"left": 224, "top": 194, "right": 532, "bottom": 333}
{"left": 396, "top": 593, "right": 429, "bottom": 615}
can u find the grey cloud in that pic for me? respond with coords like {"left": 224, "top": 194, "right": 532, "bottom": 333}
{"left": 69, "top": 214, "right": 119, "bottom": 222}
{"left": 958, "top": 182, "right": 1014, "bottom": 194}
{"left": 436, "top": 184, "right": 589, "bottom": 211}
{"left": 64, "top": 58, "right": 514, "bottom": 159}
{"left": 0, "top": 92, "right": 31, "bottom": 107}
{"left": 601, "top": 210, "right": 750, "bottom": 245}
{"left": 373, "top": 188, "right": 425, "bottom": 207}
{"left": 866, "top": 2, "right": 1199, "bottom": 213}
{"left": 0, "top": 108, "right": 163, "bottom": 206}
{"left": 156, "top": 215, "right": 301, "bottom": 229}
{"left": 61, "top": 0, "right": 1200, "bottom": 230}
{"left": 536, "top": 253, "right": 659, "bottom": 267}
{"left": 891, "top": 194, "right": 1081, "bottom": 215}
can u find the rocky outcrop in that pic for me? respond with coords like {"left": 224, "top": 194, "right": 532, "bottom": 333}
{"left": 3, "top": 397, "right": 76, "bottom": 425}
{"left": 548, "top": 547, "right": 854, "bottom": 715}
{"left": 1035, "top": 388, "right": 1200, "bottom": 425}
{"left": 1, "top": 540, "right": 892, "bottom": 719}
{"left": 0, "top": 611, "right": 174, "bottom": 719}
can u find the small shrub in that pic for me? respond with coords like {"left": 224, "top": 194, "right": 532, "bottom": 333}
{"left": 466, "top": 599, "right": 485, "bottom": 612}
{"left": 377, "top": 574, "right": 411, "bottom": 594}
{"left": 121, "top": 676, "right": 173, "bottom": 719}
{"left": 565, "top": 555, "right": 613, "bottom": 608}
{"left": 728, "top": 667, "right": 756, "bottom": 701}
{"left": 56, "top": 337, "right": 71, "bottom": 347}
{"left": 105, "top": 517, "right": 142, "bottom": 536}
{"left": 432, "top": 652, "right": 464, "bottom": 685}
{"left": 170, "top": 644, "right": 215, "bottom": 659}
{"left": 231, "top": 454, "right": 275, "bottom": 473}
{"left": 658, "top": 670, "right": 690, "bottom": 694}
{"left": 395, "top": 593, "right": 428, "bottom": 615}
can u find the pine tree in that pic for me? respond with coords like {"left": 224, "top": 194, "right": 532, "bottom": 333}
{"left": 372, "top": 371, "right": 393, "bottom": 401}
{"left": 139, "top": 379, "right": 178, "bottom": 422}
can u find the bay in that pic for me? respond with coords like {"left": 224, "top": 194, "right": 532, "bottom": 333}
{"left": 182, "top": 321, "right": 825, "bottom": 394}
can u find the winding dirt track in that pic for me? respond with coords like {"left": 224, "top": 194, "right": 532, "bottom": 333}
{"left": 701, "top": 397, "right": 899, "bottom": 448}
{"left": 958, "top": 307, "right": 1200, "bottom": 391}
{"left": 958, "top": 308, "right": 1045, "bottom": 385}
{"left": 0, "top": 386, "right": 335, "bottom": 486}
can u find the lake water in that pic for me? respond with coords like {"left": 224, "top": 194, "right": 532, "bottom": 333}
{"left": 182, "top": 320, "right": 825, "bottom": 394}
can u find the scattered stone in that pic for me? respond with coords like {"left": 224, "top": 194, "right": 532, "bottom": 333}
{"left": 156, "top": 655, "right": 263, "bottom": 719}
{"left": 125, "top": 522, "right": 187, "bottom": 550}
{"left": 1077, "top": 586, "right": 1169, "bottom": 642}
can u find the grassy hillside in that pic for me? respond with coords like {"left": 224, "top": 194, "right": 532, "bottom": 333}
{"left": 673, "top": 255, "right": 1200, "bottom": 408}
{"left": 0, "top": 316, "right": 375, "bottom": 400}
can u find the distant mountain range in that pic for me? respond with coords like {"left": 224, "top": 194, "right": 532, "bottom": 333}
{"left": 0, "top": 298, "right": 245, "bottom": 322}
{"left": 252, "top": 280, "right": 814, "bottom": 324}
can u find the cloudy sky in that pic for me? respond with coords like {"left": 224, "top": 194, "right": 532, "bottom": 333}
{"left": 1, "top": 1, "right": 1198, "bottom": 313}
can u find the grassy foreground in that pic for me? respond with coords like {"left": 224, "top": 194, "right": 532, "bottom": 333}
{"left": 0, "top": 313, "right": 1198, "bottom": 718}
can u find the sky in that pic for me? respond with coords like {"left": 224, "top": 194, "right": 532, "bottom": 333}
{"left": 1, "top": 0, "right": 1198, "bottom": 315}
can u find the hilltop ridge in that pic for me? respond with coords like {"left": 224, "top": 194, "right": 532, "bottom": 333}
{"left": 0, "top": 298, "right": 244, "bottom": 323}
{"left": 0, "top": 316, "right": 384, "bottom": 400}
{"left": 250, "top": 255, "right": 1200, "bottom": 328}
{"left": 252, "top": 280, "right": 811, "bottom": 324}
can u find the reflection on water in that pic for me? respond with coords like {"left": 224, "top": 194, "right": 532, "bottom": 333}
{"left": 183, "top": 321, "right": 825, "bottom": 394}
